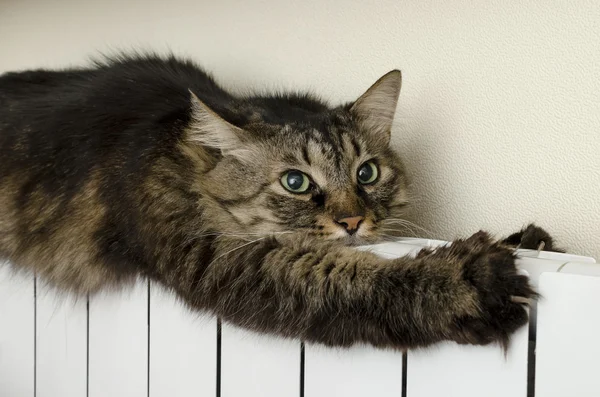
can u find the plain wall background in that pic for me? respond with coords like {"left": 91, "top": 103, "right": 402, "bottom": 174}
{"left": 1, "top": 0, "right": 598, "bottom": 257}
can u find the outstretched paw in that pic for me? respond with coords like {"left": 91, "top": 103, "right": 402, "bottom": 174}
{"left": 501, "top": 223, "right": 563, "bottom": 252}
{"left": 438, "top": 232, "right": 537, "bottom": 348}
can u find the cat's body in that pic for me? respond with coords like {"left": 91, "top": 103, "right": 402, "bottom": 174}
{"left": 0, "top": 54, "right": 536, "bottom": 349}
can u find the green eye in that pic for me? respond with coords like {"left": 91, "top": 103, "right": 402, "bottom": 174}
{"left": 357, "top": 161, "right": 379, "bottom": 185}
{"left": 281, "top": 170, "right": 311, "bottom": 193}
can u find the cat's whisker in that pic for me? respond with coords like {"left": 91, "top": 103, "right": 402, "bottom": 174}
{"left": 380, "top": 223, "right": 420, "bottom": 235}
{"left": 208, "top": 236, "right": 267, "bottom": 269}
{"left": 376, "top": 234, "right": 407, "bottom": 242}
{"left": 379, "top": 228, "right": 419, "bottom": 238}
{"left": 379, "top": 223, "right": 425, "bottom": 237}
{"left": 176, "top": 232, "right": 270, "bottom": 247}
{"left": 184, "top": 231, "right": 294, "bottom": 243}
{"left": 380, "top": 219, "right": 435, "bottom": 238}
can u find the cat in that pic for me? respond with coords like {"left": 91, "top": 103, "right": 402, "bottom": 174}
{"left": 0, "top": 53, "right": 547, "bottom": 350}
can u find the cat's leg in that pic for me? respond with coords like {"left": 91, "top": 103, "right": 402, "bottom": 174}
{"left": 191, "top": 231, "right": 534, "bottom": 350}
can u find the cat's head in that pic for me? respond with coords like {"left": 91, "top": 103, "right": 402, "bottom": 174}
{"left": 185, "top": 70, "right": 408, "bottom": 244}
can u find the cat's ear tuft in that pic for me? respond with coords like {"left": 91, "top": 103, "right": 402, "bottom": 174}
{"left": 350, "top": 70, "right": 402, "bottom": 144}
{"left": 186, "top": 90, "right": 254, "bottom": 160}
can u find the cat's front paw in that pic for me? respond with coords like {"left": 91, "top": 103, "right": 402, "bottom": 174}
{"left": 439, "top": 232, "right": 536, "bottom": 347}
{"left": 501, "top": 223, "right": 563, "bottom": 252}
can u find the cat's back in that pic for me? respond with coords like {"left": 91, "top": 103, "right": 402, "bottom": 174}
{"left": 0, "top": 54, "right": 231, "bottom": 119}
{"left": 0, "top": 55, "right": 236, "bottom": 166}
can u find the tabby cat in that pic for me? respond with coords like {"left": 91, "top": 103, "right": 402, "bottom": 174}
{"left": 0, "top": 54, "right": 546, "bottom": 349}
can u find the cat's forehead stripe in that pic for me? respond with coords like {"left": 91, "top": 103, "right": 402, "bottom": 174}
{"left": 351, "top": 137, "right": 361, "bottom": 157}
{"left": 301, "top": 146, "right": 311, "bottom": 165}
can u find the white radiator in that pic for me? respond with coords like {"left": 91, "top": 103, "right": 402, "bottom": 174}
{"left": 0, "top": 238, "right": 598, "bottom": 397}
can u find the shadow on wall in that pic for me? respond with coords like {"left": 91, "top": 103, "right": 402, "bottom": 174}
{"left": 391, "top": 86, "right": 459, "bottom": 242}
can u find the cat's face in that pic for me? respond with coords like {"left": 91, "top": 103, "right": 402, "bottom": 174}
{"left": 189, "top": 70, "right": 407, "bottom": 244}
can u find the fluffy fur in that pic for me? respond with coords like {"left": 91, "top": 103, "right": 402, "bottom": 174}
{"left": 0, "top": 53, "right": 541, "bottom": 349}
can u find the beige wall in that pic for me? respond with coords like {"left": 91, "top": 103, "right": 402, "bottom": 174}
{"left": 1, "top": 0, "right": 599, "bottom": 257}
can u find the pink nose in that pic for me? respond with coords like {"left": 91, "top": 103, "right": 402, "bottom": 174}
{"left": 335, "top": 216, "right": 364, "bottom": 235}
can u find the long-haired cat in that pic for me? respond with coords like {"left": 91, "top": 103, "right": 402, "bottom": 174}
{"left": 0, "top": 53, "right": 544, "bottom": 349}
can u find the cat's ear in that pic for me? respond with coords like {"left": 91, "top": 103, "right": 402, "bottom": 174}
{"left": 186, "top": 90, "right": 254, "bottom": 160}
{"left": 350, "top": 70, "right": 402, "bottom": 144}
